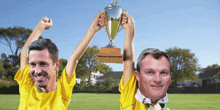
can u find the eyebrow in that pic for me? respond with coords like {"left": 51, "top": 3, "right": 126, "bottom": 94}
{"left": 29, "top": 60, "right": 49, "bottom": 63}
{"left": 161, "top": 69, "right": 170, "bottom": 72}
{"left": 143, "top": 69, "right": 155, "bottom": 72}
{"left": 144, "top": 68, "right": 170, "bottom": 72}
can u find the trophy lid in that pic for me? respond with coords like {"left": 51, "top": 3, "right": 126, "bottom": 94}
{"left": 104, "top": 0, "right": 123, "bottom": 11}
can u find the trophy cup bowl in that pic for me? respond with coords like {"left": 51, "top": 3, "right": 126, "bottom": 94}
{"left": 104, "top": 3, "right": 123, "bottom": 48}
{"left": 96, "top": 0, "right": 124, "bottom": 63}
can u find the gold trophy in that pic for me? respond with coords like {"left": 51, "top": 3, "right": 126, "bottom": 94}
{"left": 97, "top": 0, "right": 124, "bottom": 63}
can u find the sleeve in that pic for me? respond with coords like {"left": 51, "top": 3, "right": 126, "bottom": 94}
{"left": 58, "top": 67, "right": 76, "bottom": 102}
{"left": 14, "top": 64, "right": 32, "bottom": 93}
{"left": 119, "top": 71, "right": 137, "bottom": 108}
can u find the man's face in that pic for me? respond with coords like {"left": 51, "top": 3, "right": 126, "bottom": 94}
{"left": 135, "top": 54, "right": 172, "bottom": 102}
{"left": 28, "top": 48, "right": 58, "bottom": 89}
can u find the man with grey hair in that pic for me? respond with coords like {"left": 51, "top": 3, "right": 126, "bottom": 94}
{"left": 15, "top": 10, "right": 105, "bottom": 110}
{"left": 119, "top": 14, "right": 172, "bottom": 110}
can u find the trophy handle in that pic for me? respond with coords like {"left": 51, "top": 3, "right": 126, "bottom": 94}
{"left": 118, "top": 25, "right": 123, "bottom": 32}
{"left": 111, "top": 0, "right": 118, "bottom": 5}
{"left": 102, "top": 10, "right": 107, "bottom": 32}
{"left": 118, "top": 9, "right": 126, "bottom": 32}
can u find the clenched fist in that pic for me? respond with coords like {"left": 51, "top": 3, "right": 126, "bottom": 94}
{"left": 38, "top": 17, "right": 53, "bottom": 29}
{"left": 90, "top": 10, "right": 106, "bottom": 33}
{"left": 122, "top": 11, "right": 135, "bottom": 32}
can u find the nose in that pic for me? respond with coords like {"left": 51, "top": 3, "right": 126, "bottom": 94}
{"left": 34, "top": 65, "right": 42, "bottom": 75}
{"left": 153, "top": 73, "right": 161, "bottom": 84}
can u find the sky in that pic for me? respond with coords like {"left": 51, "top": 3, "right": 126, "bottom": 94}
{"left": 0, "top": 0, "right": 220, "bottom": 73}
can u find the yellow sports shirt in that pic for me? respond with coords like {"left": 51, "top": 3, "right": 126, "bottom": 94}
{"left": 119, "top": 72, "right": 170, "bottom": 110}
{"left": 14, "top": 64, "right": 76, "bottom": 110}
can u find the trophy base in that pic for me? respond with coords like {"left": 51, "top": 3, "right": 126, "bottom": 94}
{"left": 105, "top": 39, "right": 116, "bottom": 48}
{"left": 97, "top": 47, "right": 123, "bottom": 63}
{"left": 105, "top": 44, "right": 116, "bottom": 48}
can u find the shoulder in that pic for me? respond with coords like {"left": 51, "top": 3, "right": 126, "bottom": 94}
{"left": 57, "top": 68, "right": 76, "bottom": 86}
{"left": 14, "top": 64, "right": 31, "bottom": 84}
{"left": 119, "top": 71, "right": 136, "bottom": 91}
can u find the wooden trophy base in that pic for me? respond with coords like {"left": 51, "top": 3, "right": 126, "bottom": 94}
{"left": 97, "top": 47, "right": 123, "bottom": 63}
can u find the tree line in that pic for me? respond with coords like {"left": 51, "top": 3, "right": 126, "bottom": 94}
{"left": 0, "top": 27, "right": 113, "bottom": 85}
{"left": 1, "top": 26, "right": 219, "bottom": 86}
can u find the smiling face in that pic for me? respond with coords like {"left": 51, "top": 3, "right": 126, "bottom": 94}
{"left": 28, "top": 48, "right": 58, "bottom": 90}
{"left": 135, "top": 54, "right": 172, "bottom": 103}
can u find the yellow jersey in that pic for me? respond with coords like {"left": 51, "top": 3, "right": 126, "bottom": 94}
{"left": 14, "top": 64, "right": 76, "bottom": 110}
{"left": 119, "top": 72, "right": 170, "bottom": 110}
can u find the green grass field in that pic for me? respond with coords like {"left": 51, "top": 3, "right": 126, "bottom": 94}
{"left": 0, "top": 93, "right": 219, "bottom": 110}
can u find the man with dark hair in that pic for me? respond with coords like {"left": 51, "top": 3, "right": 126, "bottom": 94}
{"left": 15, "top": 10, "right": 105, "bottom": 110}
{"left": 119, "top": 13, "right": 172, "bottom": 110}
{"left": 28, "top": 38, "right": 59, "bottom": 63}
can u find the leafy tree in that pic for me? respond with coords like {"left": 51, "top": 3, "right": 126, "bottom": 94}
{"left": 4, "top": 67, "right": 19, "bottom": 80}
{"left": 75, "top": 52, "right": 89, "bottom": 78}
{"left": 0, "top": 26, "right": 42, "bottom": 67}
{"left": 58, "top": 58, "right": 67, "bottom": 78}
{"left": 84, "top": 45, "right": 99, "bottom": 85}
{"left": 55, "top": 45, "right": 113, "bottom": 85}
{"left": 199, "top": 64, "right": 220, "bottom": 73}
{"left": 0, "top": 60, "right": 5, "bottom": 77}
{"left": 76, "top": 45, "right": 113, "bottom": 85}
{"left": 104, "top": 76, "right": 117, "bottom": 91}
{"left": 1, "top": 53, "right": 10, "bottom": 63}
{"left": 166, "top": 47, "right": 198, "bottom": 86}
{"left": 96, "top": 62, "right": 113, "bottom": 74}
{"left": 0, "top": 61, "right": 18, "bottom": 80}
{"left": 3, "top": 62, "right": 13, "bottom": 70}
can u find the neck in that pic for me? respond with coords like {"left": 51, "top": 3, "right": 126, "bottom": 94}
{"left": 139, "top": 89, "right": 162, "bottom": 103}
{"left": 46, "top": 82, "right": 57, "bottom": 92}
{"left": 37, "top": 82, "right": 57, "bottom": 93}
{"left": 151, "top": 103, "right": 156, "bottom": 106}
{"left": 45, "top": 74, "right": 57, "bottom": 92}
{"left": 135, "top": 88, "right": 169, "bottom": 105}
{"left": 150, "top": 98, "right": 160, "bottom": 104}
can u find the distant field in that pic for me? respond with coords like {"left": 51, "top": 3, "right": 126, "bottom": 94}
{"left": 0, "top": 93, "right": 219, "bottom": 110}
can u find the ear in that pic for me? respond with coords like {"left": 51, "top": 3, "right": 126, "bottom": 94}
{"left": 55, "top": 60, "right": 61, "bottom": 77}
{"left": 134, "top": 70, "right": 140, "bottom": 82}
{"left": 169, "top": 72, "right": 173, "bottom": 84}
{"left": 170, "top": 72, "right": 173, "bottom": 79}
{"left": 58, "top": 60, "right": 61, "bottom": 66}
{"left": 134, "top": 70, "right": 141, "bottom": 88}
{"left": 55, "top": 60, "right": 61, "bottom": 70}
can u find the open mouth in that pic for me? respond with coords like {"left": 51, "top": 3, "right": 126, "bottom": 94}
{"left": 33, "top": 74, "right": 48, "bottom": 82}
{"left": 35, "top": 75, "right": 46, "bottom": 80}
{"left": 32, "top": 71, "right": 48, "bottom": 80}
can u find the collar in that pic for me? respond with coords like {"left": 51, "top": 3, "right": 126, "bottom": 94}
{"left": 135, "top": 88, "right": 169, "bottom": 104}
{"left": 37, "top": 88, "right": 43, "bottom": 93}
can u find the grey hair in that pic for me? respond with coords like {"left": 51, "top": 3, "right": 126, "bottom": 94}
{"left": 136, "top": 48, "right": 172, "bottom": 73}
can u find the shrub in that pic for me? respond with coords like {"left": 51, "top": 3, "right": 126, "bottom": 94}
{"left": 0, "top": 61, "right": 5, "bottom": 77}
{"left": 0, "top": 80, "right": 18, "bottom": 88}
{"left": 104, "top": 77, "right": 118, "bottom": 92}
{"left": 73, "top": 84, "right": 107, "bottom": 93}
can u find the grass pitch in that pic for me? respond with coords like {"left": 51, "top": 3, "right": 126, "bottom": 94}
{"left": 0, "top": 93, "right": 219, "bottom": 110}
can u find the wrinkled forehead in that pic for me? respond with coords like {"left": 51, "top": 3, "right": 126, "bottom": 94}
{"left": 140, "top": 54, "right": 171, "bottom": 71}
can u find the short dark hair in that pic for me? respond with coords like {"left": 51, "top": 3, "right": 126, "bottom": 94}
{"left": 28, "top": 38, "right": 59, "bottom": 63}
{"left": 136, "top": 48, "right": 172, "bottom": 73}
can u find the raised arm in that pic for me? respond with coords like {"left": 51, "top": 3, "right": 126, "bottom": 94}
{"left": 122, "top": 12, "right": 135, "bottom": 85}
{"left": 20, "top": 17, "right": 52, "bottom": 71}
{"left": 65, "top": 10, "right": 105, "bottom": 77}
